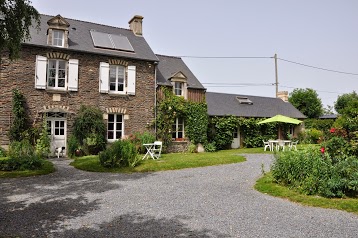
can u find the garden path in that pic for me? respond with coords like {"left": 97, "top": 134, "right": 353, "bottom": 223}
{"left": 0, "top": 154, "right": 357, "bottom": 237}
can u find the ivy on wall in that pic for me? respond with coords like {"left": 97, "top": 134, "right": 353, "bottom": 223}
{"left": 208, "top": 116, "right": 278, "bottom": 149}
{"left": 209, "top": 116, "right": 239, "bottom": 150}
{"left": 238, "top": 118, "right": 277, "bottom": 148}
{"left": 156, "top": 87, "right": 208, "bottom": 149}
{"left": 9, "top": 89, "right": 30, "bottom": 142}
{"left": 185, "top": 101, "right": 208, "bottom": 144}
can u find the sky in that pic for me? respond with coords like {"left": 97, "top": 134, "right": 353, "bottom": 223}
{"left": 31, "top": 0, "right": 358, "bottom": 109}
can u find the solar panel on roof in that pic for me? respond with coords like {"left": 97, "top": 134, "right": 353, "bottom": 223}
{"left": 90, "top": 30, "right": 134, "bottom": 52}
{"left": 90, "top": 31, "right": 113, "bottom": 49}
{"left": 110, "top": 34, "right": 134, "bottom": 52}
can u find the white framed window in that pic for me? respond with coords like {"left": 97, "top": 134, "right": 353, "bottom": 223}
{"left": 99, "top": 62, "right": 136, "bottom": 95}
{"left": 35, "top": 56, "right": 79, "bottom": 91}
{"left": 107, "top": 114, "right": 124, "bottom": 141}
{"left": 172, "top": 117, "right": 184, "bottom": 140}
{"left": 109, "top": 65, "right": 125, "bottom": 93}
{"left": 48, "top": 59, "right": 66, "bottom": 89}
{"left": 174, "top": 82, "right": 183, "bottom": 96}
{"left": 52, "top": 30, "right": 64, "bottom": 47}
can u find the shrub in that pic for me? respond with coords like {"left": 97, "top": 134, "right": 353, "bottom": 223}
{"left": 99, "top": 140, "right": 140, "bottom": 168}
{"left": 298, "top": 128, "right": 323, "bottom": 144}
{"left": 188, "top": 143, "right": 197, "bottom": 153}
{"left": 73, "top": 105, "right": 106, "bottom": 155}
{"left": 271, "top": 146, "right": 358, "bottom": 198}
{"left": 204, "top": 142, "right": 216, "bottom": 152}
{"left": 67, "top": 135, "right": 80, "bottom": 158}
{"left": 2, "top": 140, "right": 44, "bottom": 171}
{"left": 35, "top": 118, "right": 51, "bottom": 158}
{"left": 322, "top": 136, "right": 350, "bottom": 159}
{"left": 0, "top": 147, "right": 7, "bottom": 157}
{"left": 129, "top": 131, "right": 156, "bottom": 154}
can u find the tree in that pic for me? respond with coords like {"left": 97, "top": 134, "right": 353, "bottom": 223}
{"left": 0, "top": 0, "right": 40, "bottom": 60}
{"left": 334, "top": 91, "right": 358, "bottom": 114}
{"left": 288, "top": 88, "right": 323, "bottom": 118}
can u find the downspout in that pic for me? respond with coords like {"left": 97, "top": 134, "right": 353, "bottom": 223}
{"left": 154, "top": 62, "right": 158, "bottom": 138}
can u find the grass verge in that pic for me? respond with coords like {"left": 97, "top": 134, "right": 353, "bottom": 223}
{"left": 71, "top": 148, "right": 249, "bottom": 173}
{"left": 255, "top": 173, "right": 358, "bottom": 215}
{"left": 0, "top": 159, "right": 55, "bottom": 178}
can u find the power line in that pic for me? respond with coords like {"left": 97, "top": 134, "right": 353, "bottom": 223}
{"left": 178, "top": 54, "right": 358, "bottom": 76}
{"left": 179, "top": 56, "right": 272, "bottom": 59}
{"left": 277, "top": 57, "right": 358, "bottom": 76}
{"left": 202, "top": 82, "right": 344, "bottom": 94}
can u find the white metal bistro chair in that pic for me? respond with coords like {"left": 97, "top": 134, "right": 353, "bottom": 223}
{"left": 152, "top": 141, "right": 162, "bottom": 159}
{"left": 263, "top": 140, "right": 271, "bottom": 151}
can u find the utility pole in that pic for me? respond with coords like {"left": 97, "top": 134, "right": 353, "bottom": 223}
{"left": 274, "top": 53, "right": 278, "bottom": 98}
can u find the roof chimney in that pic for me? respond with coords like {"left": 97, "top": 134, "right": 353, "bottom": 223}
{"left": 129, "top": 15, "right": 143, "bottom": 36}
{"left": 277, "top": 91, "right": 289, "bottom": 102}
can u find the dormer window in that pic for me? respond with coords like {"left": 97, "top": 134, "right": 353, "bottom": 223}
{"left": 52, "top": 30, "right": 64, "bottom": 47}
{"left": 174, "top": 82, "right": 183, "bottom": 96}
{"left": 47, "top": 15, "right": 70, "bottom": 48}
{"left": 170, "top": 71, "right": 187, "bottom": 99}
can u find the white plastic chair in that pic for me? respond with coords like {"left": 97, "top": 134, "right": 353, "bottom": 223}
{"left": 276, "top": 140, "right": 285, "bottom": 151}
{"left": 152, "top": 141, "right": 162, "bottom": 159}
{"left": 263, "top": 140, "right": 271, "bottom": 151}
{"left": 289, "top": 141, "right": 298, "bottom": 151}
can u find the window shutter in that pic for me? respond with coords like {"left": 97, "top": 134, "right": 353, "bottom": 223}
{"left": 68, "top": 59, "right": 79, "bottom": 91}
{"left": 99, "top": 62, "right": 109, "bottom": 93}
{"left": 35, "top": 55, "right": 47, "bottom": 89}
{"left": 127, "top": 65, "right": 136, "bottom": 95}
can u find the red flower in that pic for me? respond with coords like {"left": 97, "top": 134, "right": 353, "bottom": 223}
{"left": 330, "top": 128, "right": 336, "bottom": 133}
{"left": 320, "top": 147, "right": 325, "bottom": 154}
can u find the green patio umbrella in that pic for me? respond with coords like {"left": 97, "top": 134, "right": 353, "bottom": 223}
{"left": 257, "top": 114, "right": 302, "bottom": 125}
{"left": 258, "top": 114, "right": 302, "bottom": 140}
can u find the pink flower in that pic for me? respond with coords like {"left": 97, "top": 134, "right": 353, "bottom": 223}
{"left": 330, "top": 128, "right": 336, "bottom": 133}
{"left": 320, "top": 147, "right": 325, "bottom": 154}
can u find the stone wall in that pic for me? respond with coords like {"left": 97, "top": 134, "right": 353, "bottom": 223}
{"left": 0, "top": 46, "right": 156, "bottom": 146}
{"left": 166, "top": 141, "right": 189, "bottom": 153}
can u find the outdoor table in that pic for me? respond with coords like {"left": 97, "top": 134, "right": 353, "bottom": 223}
{"left": 142, "top": 143, "right": 155, "bottom": 160}
{"left": 268, "top": 140, "right": 292, "bottom": 151}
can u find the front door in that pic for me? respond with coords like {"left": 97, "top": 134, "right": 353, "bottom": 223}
{"left": 231, "top": 128, "right": 240, "bottom": 149}
{"left": 46, "top": 112, "right": 67, "bottom": 156}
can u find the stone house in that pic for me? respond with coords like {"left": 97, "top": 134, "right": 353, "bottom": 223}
{"left": 206, "top": 91, "right": 306, "bottom": 148}
{"left": 0, "top": 14, "right": 159, "bottom": 153}
{"left": 0, "top": 14, "right": 208, "bottom": 154}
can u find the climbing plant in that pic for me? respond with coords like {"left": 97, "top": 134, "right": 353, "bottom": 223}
{"left": 9, "top": 89, "right": 30, "bottom": 142}
{"left": 238, "top": 118, "right": 276, "bottom": 148}
{"left": 209, "top": 116, "right": 239, "bottom": 150}
{"left": 185, "top": 102, "right": 208, "bottom": 144}
{"left": 156, "top": 87, "right": 208, "bottom": 149}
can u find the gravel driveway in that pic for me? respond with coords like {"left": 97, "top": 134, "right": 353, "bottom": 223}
{"left": 1, "top": 154, "right": 357, "bottom": 237}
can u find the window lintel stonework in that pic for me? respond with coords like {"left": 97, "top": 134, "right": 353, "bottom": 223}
{"left": 46, "top": 52, "right": 70, "bottom": 60}
{"left": 108, "top": 59, "right": 129, "bottom": 67}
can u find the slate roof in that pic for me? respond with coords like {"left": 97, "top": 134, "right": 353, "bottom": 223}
{"left": 156, "top": 55, "right": 205, "bottom": 90}
{"left": 319, "top": 114, "right": 338, "bottom": 119}
{"left": 25, "top": 14, "right": 158, "bottom": 62}
{"left": 206, "top": 92, "right": 306, "bottom": 119}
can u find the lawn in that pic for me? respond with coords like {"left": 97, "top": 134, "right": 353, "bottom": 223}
{"left": 70, "top": 147, "right": 269, "bottom": 173}
{"left": 0, "top": 158, "right": 56, "bottom": 178}
{"left": 255, "top": 173, "right": 358, "bottom": 215}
